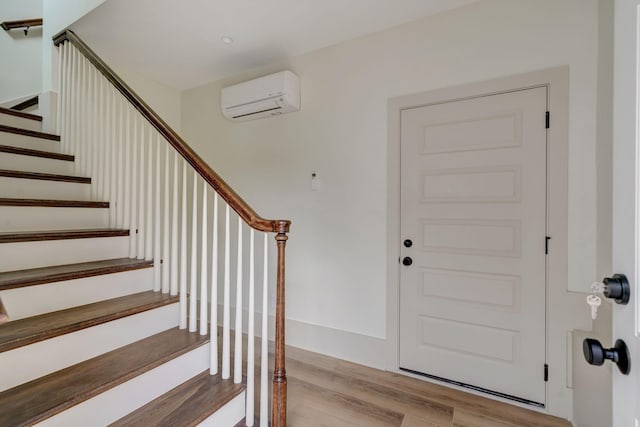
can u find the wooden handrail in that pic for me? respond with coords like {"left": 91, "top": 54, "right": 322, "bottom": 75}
{"left": 53, "top": 29, "right": 290, "bottom": 235}
{"left": 1, "top": 18, "right": 43, "bottom": 31}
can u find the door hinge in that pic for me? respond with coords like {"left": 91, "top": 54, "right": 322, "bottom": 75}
{"left": 545, "top": 236, "right": 551, "bottom": 254}
{"left": 545, "top": 111, "right": 550, "bottom": 129}
{"left": 544, "top": 364, "right": 549, "bottom": 381}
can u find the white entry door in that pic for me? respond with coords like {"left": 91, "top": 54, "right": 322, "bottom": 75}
{"left": 399, "top": 87, "right": 548, "bottom": 405}
{"left": 611, "top": 1, "right": 640, "bottom": 425}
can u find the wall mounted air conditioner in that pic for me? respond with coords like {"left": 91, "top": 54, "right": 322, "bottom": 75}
{"left": 221, "top": 70, "right": 300, "bottom": 122}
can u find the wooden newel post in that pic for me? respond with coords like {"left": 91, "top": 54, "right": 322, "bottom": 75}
{"left": 272, "top": 221, "right": 289, "bottom": 427}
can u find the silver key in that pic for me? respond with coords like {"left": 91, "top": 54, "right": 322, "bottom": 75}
{"left": 591, "top": 282, "right": 605, "bottom": 294}
{"left": 586, "top": 294, "right": 601, "bottom": 320}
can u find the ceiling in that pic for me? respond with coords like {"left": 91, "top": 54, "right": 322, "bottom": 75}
{"left": 71, "top": 0, "right": 476, "bottom": 90}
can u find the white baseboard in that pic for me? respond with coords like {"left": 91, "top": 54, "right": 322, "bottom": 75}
{"left": 212, "top": 303, "right": 387, "bottom": 370}
{"left": 285, "top": 317, "right": 387, "bottom": 369}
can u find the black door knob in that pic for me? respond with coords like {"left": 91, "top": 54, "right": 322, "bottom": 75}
{"left": 602, "top": 274, "right": 630, "bottom": 305}
{"left": 402, "top": 257, "right": 413, "bottom": 266}
{"left": 404, "top": 239, "right": 413, "bottom": 248}
{"left": 583, "top": 338, "right": 631, "bottom": 375}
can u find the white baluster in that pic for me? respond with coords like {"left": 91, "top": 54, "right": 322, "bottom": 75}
{"left": 90, "top": 67, "right": 99, "bottom": 200}
{"left": 137, "top": 123, "right": 146, "bottom": 260}
{"left": 145, "top": 129, "right": 153, "bottom": 261}
{"left": 210, "top": 192, "right": 219, "bottom": 375}
{"left": 71, "top": 48, "right": 82, "bottom": 166}
{"left": 200, "top": 184, "right": 208, "bottom": 335}
{"left": 109, "top": 90, "right": 117, "bottom": 227}
{"left": 260, "top": 232, "right": 269, "bottom": 427}
{"left": 153, "top": 134, "right": 162, "bottom": 291}
{"left": 222, "top": 204, "right": 231, "bottom": 379}
{"left": 189, "top": 171, "right": 198, "bottom": 333}
{"left": 129, "top": 113, "right": 138, "bottom": 258}
{"left": 122, "top": 108, "right": 131, "bottom": 234}
{"left": 179, "top": 158, "right": 188, "bottom": 329}
{"left": 77, "top": 55, "right": 86, "bottom": 176}
{"left": 247, "top": 228, "right": 255, "bottom": 426}
{"left": 99, "top": 76, "right": 113, "bottom": 203}
{"left": 104, "top": 86, "right": 113, "bottom": 224}
{"left": 171, "top": 150, "right": 180, "bottom": 295}
{"left": 61, "top": 44, "right": 71, "bottom": 154}
{"left": 117, "top": 101, "right": 126, "bottom": 229}
{"left": 56, "top": 43, "right": 64, "bottom": 135}
{"left": 234, "top": 219, "right": 243, "bottom": 384}
{"left": 162, "top": 143, "right": 171, "bottom": 293}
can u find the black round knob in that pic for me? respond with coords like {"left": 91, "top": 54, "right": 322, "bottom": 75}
{"left": 583, "top": 338, "right": 631, "bottom": 375}
{"left": 404, "top": 239, "right": 413, "bottom": 248}
{"left": 583, "top": 338, "right": 605, "bottom": 366}
{"left": 402, "top": 257, "right": 413, "bottom": 266}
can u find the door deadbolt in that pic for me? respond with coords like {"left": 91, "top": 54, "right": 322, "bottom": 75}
{"left": 404, "top": 239, "right": 413, "bottom": 248}
{"left": 602, "top": 274, "right": 630, "bottom": 305}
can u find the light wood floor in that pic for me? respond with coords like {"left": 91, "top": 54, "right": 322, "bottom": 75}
{"left": 280, "top": 345, "right": 570, "bottom": 427}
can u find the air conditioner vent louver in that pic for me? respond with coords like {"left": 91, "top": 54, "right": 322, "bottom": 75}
{"left": 221, "top": 71, "right": 300, "bottom": 122}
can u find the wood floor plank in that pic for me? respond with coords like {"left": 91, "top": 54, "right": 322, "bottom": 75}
{"left": 110, "top": 370, "right": 244, "bottom": 427}
{"left": 0, "top": 228, "right": 129, "bottom": 243}
{"left": 285, "top": 357, "right": 454, "bottom": 425}
{"left": 452, "top": 409, "right": 520, "bottom": 427}
{"left": 0, "top": 258, "right": 153, "bottom": 290}
{"left": 0, "top": 291, "right": 177, "bottom": 352}
{"left": 287, "top": 376, "right": 405, "bottom": 427}
{"left": 0, "top": 328, "right": 207, "bottom": 427}
{"left": 284, "top": 346, "right": 570, "bottom": 427}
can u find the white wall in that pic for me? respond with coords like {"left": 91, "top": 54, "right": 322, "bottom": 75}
{"left": 41, "top": 0, "right": 107, "bottom": 92}
{"left": 182, "top": 0, "right": 600, "bottom": 339}
{"left": 115, "top": 65, "right": 182, "bottom": 132}
{"left": 37, "top": 0, "right": 182, "bottom": 133}
{"left": 0, "top": 0, "right": 43, "bottom": 104}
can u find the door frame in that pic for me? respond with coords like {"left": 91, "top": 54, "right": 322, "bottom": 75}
{"left": 386, "top": 66, "right": 586, "bottom": 419}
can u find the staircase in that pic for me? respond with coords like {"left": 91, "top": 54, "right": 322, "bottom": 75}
{"left": 0, "top": 106, "right": 250, "bottom": 426}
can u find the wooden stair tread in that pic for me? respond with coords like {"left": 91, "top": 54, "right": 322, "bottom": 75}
{"left": 0, "top": 228, "right": 129, "bottom": 243}
{"left": 0, "top": 124, "right": 59, "bottom": 141}
{"left": 0, "top": 327, "right": 207, "bottom": 427}
{"left": 0, "top": 106, "right": 42, "bottom": 122}
{"left": 0, "top": 291, "right": 178, "bottom": 353}
{"left": 0, "top": 144, "right": 72, "bottom": 161}
{"left": 0, "top": 197, "right": 108, "bottom": 208}
{"left": 10, "top": 96, "right": 38, "bottom": 112}
{"left": 0, "top": 169, "right": 90, "bottom": 184}
{"left": 0, "top": 258, "right": 153, "bottom": 291}
{"left": 111, "top": 370, "right": 245, "bottom": 427}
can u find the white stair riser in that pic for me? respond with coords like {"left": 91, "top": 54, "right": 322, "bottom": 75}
{"left": 0, "top": 236, "right": 129, "bottom": 272}
{"left": 0, "top": 177, "right": 90, "bottom": 200}
{"left": 0, "top": 205, "right": 109, "bottom": 232}
{"left": 35, "top": 342, "right": 209, "bottom": 427}
{"left": 0, "top": 303, "right": 179, "bottom": 392}
{"left": 0, "top": 116, "right": 42, "bottom": 132}
{"left": 0, "top": 132, "right": 60, "bottom": 153}
{"left": 197, "top": 392, "right": 246, "bottom": 427}
{"left": 1, "top": 268, "right": 153, "bottom": 320}
{"left": 0, "top": 152, "right": 73, "bottom": 175}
